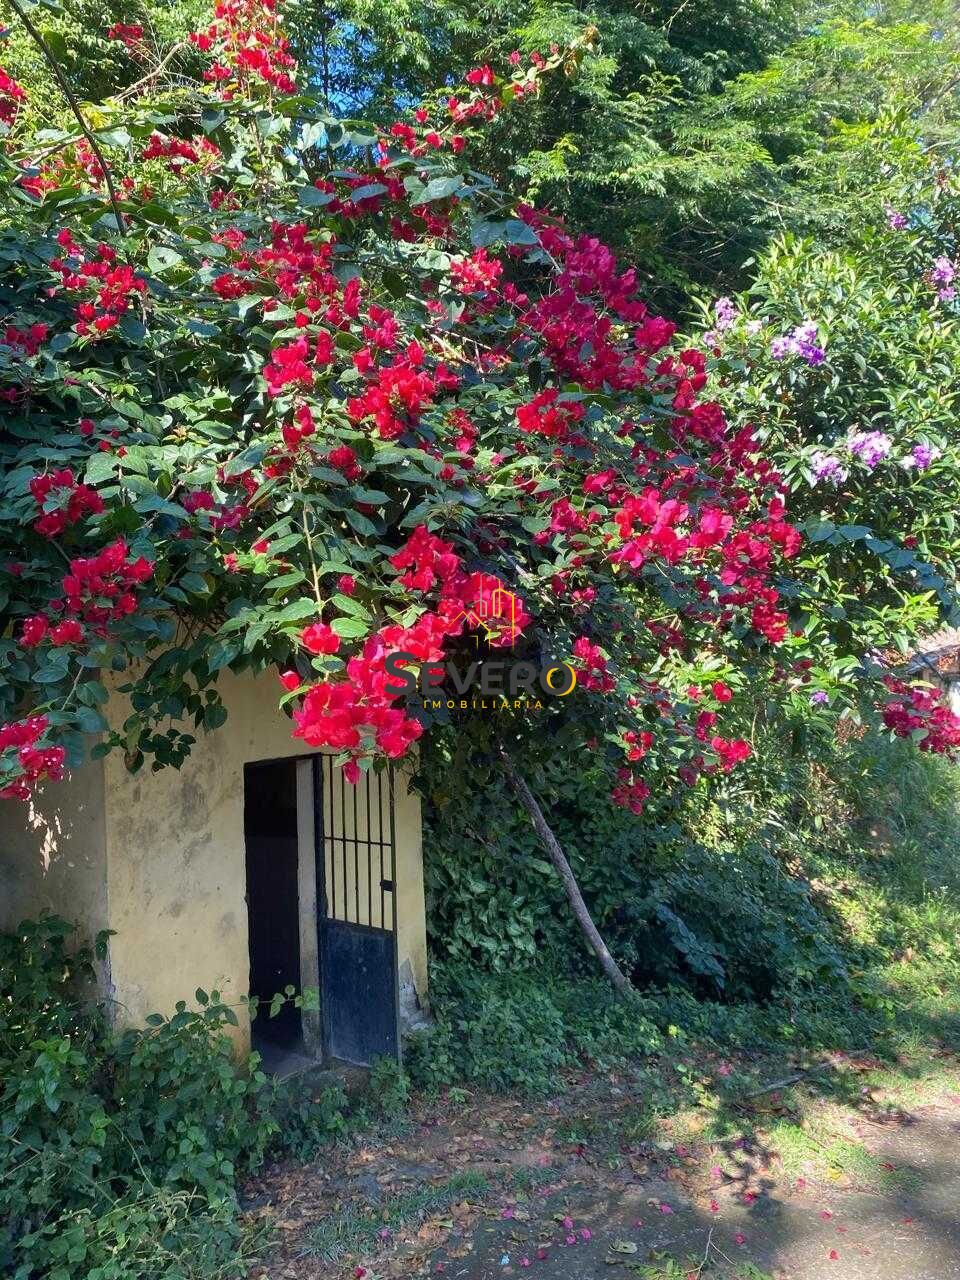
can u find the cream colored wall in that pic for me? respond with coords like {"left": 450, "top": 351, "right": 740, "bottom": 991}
{"left": 100, "top": 668, "right": 427, "bottom": 1052}
{"left": 0, "top": 759, "right": 109, "bottom": 953}
{"left": 394, "top": 767, "right": 428, "bottom": 1003}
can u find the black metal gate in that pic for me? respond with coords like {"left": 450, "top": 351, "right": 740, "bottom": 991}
{"left": 313, "top": 757, "right": 400, "bottom": 1066}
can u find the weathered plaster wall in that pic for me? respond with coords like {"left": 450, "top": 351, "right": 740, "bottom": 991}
{"left": 0, "top": 759, "right": 109, "bottom": 948}
{"left": 100, "top": 670, "right": 424, "bottom": 1049}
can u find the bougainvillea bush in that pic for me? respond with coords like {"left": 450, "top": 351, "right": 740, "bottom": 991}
{"left": 0, "top": 0, "right": 957, "bottom": 821}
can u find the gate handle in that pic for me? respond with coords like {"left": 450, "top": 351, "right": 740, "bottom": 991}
{"left": 380, "top": 878, "right": 394, "bottom": 892}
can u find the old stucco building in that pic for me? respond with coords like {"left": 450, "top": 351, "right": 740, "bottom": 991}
{"left": 0, "top": 669, "right": 428, "bottom": 1070}
{"left": 908, "top": 626, "right": 960, "bottom": 716}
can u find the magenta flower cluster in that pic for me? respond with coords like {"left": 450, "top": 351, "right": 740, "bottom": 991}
{"left": 906, "top": 441, "right": 941, "bottom": 469}
{"left": 703, "top": 295, "right": 737, "bottom": 345}
{"left": 810, "top": 451, "right": 848, "bottom": 486}
{"left": 885, "top": 205, "right": 908, "bottom": 230}
{"left": 847, "top": 430, "right": 892, "bottom": 470}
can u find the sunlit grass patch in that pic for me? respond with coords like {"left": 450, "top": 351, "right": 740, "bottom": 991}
{"left": 305, "top": 1170, "right": 489, "bottom": 1263}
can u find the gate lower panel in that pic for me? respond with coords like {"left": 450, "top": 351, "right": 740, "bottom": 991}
{"left": 320, "top": 920, "right": 398, "bottom": 1064}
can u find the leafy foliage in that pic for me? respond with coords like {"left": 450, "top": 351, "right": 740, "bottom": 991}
{"left": 0, "top": 0, "right": 849, "bottom": 818}
{"left": 0, "top": 915, "right": 345, "bottom": 1278}
{"left": 420, "top": 732, "right": 846, "bottom": 998}
{"left": 0, "top": 0, "right": 956, "bottom": 835}
{"left": 405, "top": 962, "right": 664, "bottom": 1094}
{"left": 697, "top": 151, "right": 960, "bottom": 718}
{"left": 416, "top": 724, "right": 960, "bottom": 1093}
{"left": 0, "top": 0, "right": 207, "bottom": 118}
{"left": 290, "top": 1, "right": 960, "bottom": 308}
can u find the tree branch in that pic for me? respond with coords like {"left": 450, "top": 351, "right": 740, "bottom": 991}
{"left": 499, "top": 746, "right": 632, "bottom": 995}
{"left": 115, "top": 41, "right": 189, "bottom": 101}
{"left": 6, "top": 0, "right": 127, "bottom": 233}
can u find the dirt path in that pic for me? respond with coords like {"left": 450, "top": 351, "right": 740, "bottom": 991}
{"left": 243, "top": 1054, "right": 960, "bottom": 1280}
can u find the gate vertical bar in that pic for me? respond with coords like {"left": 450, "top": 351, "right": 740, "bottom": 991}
{"left": 340, "top": 767, "right": 348, "bottom": 922}
{"left": 311, "top": 754, "right": 329, "bottom": 1061}
{"left": 353, "top": 774, "right": 360, "bottom": 925}
{"left": 366, "top": 768, "right": 373, "bottom": 926}
{"left": 378, "top": 769, "right": 386, "bottom": 928}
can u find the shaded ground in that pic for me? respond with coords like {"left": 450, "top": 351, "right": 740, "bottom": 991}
{"left": 242, "top": 1051, "right": 960, "bottom": 1280}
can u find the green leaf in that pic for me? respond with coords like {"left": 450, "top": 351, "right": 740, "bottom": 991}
{"left": 147, "top": 246, "right": 183, "bottom": 273}
{"left": 85, "top": 453, "right": 120, "bottom": 486}
{"left": 275, "top": 598, "right": 319, "bottom": 622}
{"left": 332, "top": 593, "right": 371, "bottom": 619}
{"left": 349, "top": 182, "right": 388, "bottom": 201}
{"left": 331, "top": 615, "right": 369, "bottom": 639}
{"left": 345, "top": 508, "right": 379, "bottom": 536}
{"left": 75, "top": 707, "right": 108, "bottom": 734}
{"left": 421, "top": 174, "right": 464, "bottom": 202}
{"left": 299, "top": 185, "right": 336, "bottom": 209}
{"left": 503, "top": 219, "right": 540, "bottom": 246}
{"left": 471, "top": 220, "right": 508, "bottom": 248}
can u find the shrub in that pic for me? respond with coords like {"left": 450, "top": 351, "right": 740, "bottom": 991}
{"left": 415, "top": 723, "right": 960, "bottom": 1093}
{"left": 405, "top": 963, "right": 663, "bottom": 1094}
{"left": 420, "top": 737, "right": 847, "bottom": 1002}
{"left": 14, "top": 1191, "right": 249, "bottom": 1280}
{"left": 0, "top": 915, "right": 346, "bottom": 1278}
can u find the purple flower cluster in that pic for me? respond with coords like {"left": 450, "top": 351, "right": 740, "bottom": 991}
{"left": 714, "top": 296, "right": 736, "bottom": 330}
{"left": 812, "top": 435, "right": 942, "bottom": 484}
{"left": 810, "top": 451, "right": 848, "bottom": 485}
{"left": 847, "top": 430, "right": 892, "bottom": 470}
{"left": 931, "top": 256, "right": 957, "bottom": 301}
{"left": 931, "top": 256, "right": 955, "bottom": 284}
{"left": 885, "top": 205, "right": 908, "bottom": 230}
{"left": 770, "top": 320, "right": 825, "bottom": 366}
{"left": 703, "top": 296, "right": 737, "bottom": 346}
{"left": 906, "top": 441, "right": 942, "bottom": 470}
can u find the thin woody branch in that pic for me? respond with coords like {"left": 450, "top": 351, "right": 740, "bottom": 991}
{"left": 5, "top": 0, "right": 127, "bottom": 233}
{"left": 499, "top": 746, "right": 633, "bottom": 995}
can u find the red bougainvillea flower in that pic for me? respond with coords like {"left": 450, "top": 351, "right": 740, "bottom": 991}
{"left": 107, "top": 22, "right": 145, "bottom": 47}
{"left": 0, "top": 0, "right": 949, "bottom": 817}
{"left": 29, "top": 469, "right": 105, "bottom": 537}
{"left": 880, "top": 677, "right": 960, "bottom": 754}
{"left": 0, "top": 716, "right": 65, "bottom": 799}
{"left": 0, "top": 65, "right": 27, "bottom": 127}
{"left": 301, "top": 623, "right": 340, "bottom": 655}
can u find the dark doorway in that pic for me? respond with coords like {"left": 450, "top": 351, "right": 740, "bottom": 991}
{"left": 244, "top": 758, "right": 303, "bottom": 1062}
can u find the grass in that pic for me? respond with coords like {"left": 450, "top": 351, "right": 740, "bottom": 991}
{"left": 668, "top": 734, "right": 960, "bottom": 1065}
{"left": 763, "top": 1117, "right": 920, "bottom": 1193}
{"left": 305, "top": 1170, "right": 490, "bottom": 1263}
{"left": 304, "top": 1161, "right": 569, "bottom": 1265}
